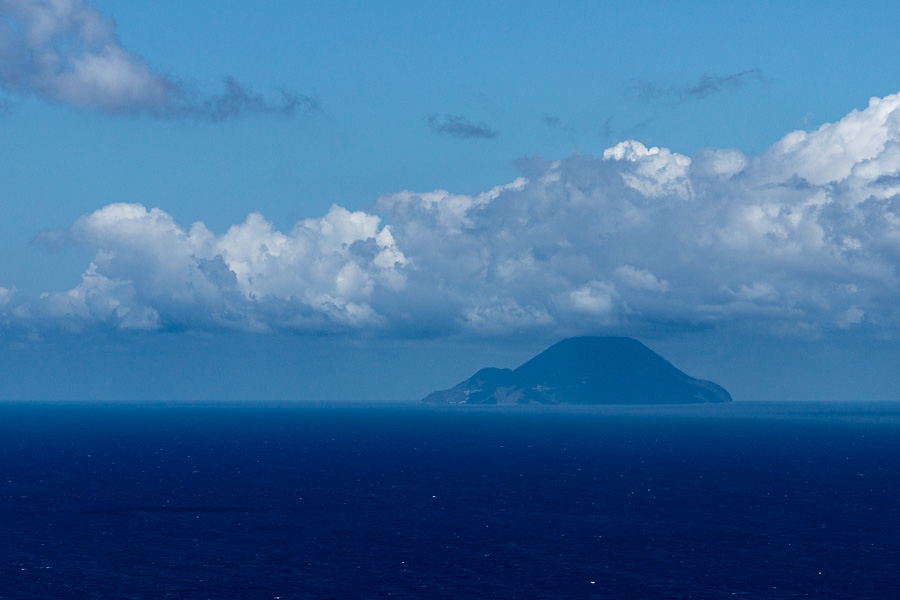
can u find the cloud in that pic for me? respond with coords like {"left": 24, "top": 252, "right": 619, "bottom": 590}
{"left": 30, "top": 228, "right": 68, "bottom": 252}
{"left": 11, "top": 91, "right": 900, "bottom": 340}
{"left": 542, "top": 114, "right": 564, "bottom": 128}
{"left": 601, "top": 117, "right": 612, "bottom": 139}
{"left": 542, "top": 113, "right": 575, "bottom": 133}
{"left": 173, "top": 77, "right": 321, "bottom": 123}
{"left": 633, "top": 69, "right": 764, "bottom": 101}
{"left": 542, "top": 113, "right": 576, "bottom": 140}
{"left": 682, "top": 69, "right": 765, "bottom": 99}
{"left": 427, "top": 113, "right": 498, "bottom": 139}
{"left": 631, "top": 79, "right": 666, "bottom": 101}
{"left": 615, "top": 265, "right": 670, "bottom": 293}
{"left": 25, "top": 202, "right": 407, "bottom": 332}
{"left": 0, "top": 0, "right": 314, "bottom": 119}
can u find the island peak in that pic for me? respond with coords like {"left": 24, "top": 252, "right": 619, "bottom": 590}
{"left": 423, "top": 336, "right": 732, "bottom": 405}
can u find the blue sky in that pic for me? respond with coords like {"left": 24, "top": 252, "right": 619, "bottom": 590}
{"left": 4, "top": 0, "right": 900, "bottom": 402}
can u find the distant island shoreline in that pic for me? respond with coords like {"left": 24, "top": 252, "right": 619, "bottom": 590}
{"left": 423, "top": 336, "right": 732, "bottom": 405}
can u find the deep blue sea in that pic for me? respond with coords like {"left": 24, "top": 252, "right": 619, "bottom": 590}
{"left": 1, "top": 402, "right": 899, "bottom": 599}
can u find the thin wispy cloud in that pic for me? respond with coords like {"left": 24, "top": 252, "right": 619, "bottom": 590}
{"left": 427, "top": 113, "right": 498, "bottom": 139}
{"left": 683, "top": 69, "right": 765, "bottom": 98}
{"left": 175, "top": 77, "right": 321, "bottom": 123}
{"left": 0, "top": 0, "right": 315, "bottom": 120}
{"left": 541, "top": 113, "right": 575, "bottom": 136}
{"left": 633, "top": 69, "right": 765, "bottom": 101}
{"left": 541, "top": 114, "right": 565, "bottom": 129}
{"left": 632, "top": 80, "right": 667, "bottom": 101}
{"left": 30, "top": 228, "right": 67, "bottom": 253}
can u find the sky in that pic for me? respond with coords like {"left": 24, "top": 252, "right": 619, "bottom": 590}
{"left": 4, "top": 0, "right": 900, "bottom": 402}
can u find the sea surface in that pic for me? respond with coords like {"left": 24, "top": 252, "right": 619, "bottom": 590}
{"left": 1, "top": 401, "right": 899, "bottom": 599}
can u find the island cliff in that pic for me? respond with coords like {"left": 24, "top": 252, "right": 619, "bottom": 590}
{"left": 423, "top": 336, "right": 732, "bottom": 405}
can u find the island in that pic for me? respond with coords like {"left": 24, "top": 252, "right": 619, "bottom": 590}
{"left": 423, "top": 336, "right": 732, "bottom": 404}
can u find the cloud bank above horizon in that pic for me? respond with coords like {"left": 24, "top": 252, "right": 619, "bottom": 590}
{"left": 8, "top": 92, "right": 900, "bottom": 340}
{"left": 0, "top": 0, "right": 313, "bottom": 119}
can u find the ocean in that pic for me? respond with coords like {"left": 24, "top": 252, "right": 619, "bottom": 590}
{"left": 1, "top": 402, "right": 898, "bottom": 599}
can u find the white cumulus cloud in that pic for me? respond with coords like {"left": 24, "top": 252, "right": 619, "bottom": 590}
{"left": 13, "top": 91, "right": 900, "bottom": 340}
{"left": 30, "top": 203, "right": 406, "bottom": 332}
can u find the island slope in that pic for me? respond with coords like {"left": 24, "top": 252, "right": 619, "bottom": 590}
{"left": 423, "top": 336, "right": 732, "bottom": 405}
